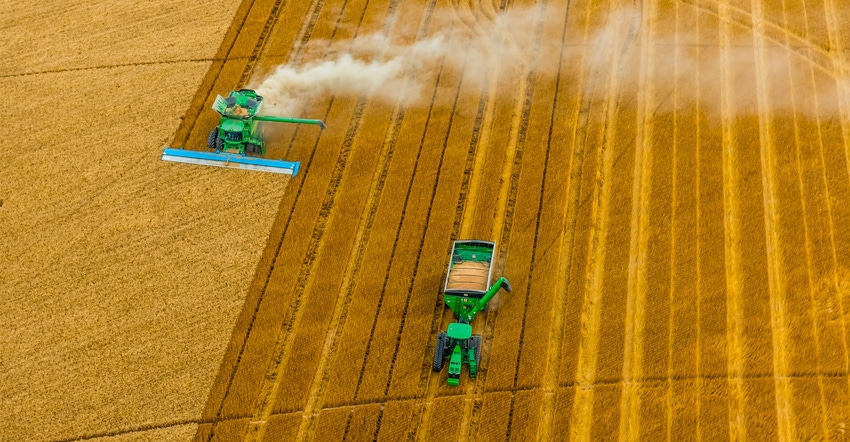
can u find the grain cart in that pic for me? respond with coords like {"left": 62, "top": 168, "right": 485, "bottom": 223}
{"left": 162, "top": 89, "right": 326, "bottom": 175}
{"left": 433, "top": 240, "right": 511, "bottom": 386}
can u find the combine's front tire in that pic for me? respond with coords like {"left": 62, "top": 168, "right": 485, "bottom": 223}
{"left": 207, "top": 129, "right": 218, "bottom": 149}
{"left": 433, "top": 332, "right": 447, "bottom": 372}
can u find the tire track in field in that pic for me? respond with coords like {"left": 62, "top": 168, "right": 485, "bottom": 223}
{"left": 718, "top": 2, "right": 746, "bottom": 440}
{"left": 680, "top": 0, "right": 841, "bottom": 80}
{"left": 750, "top": 0, "right": 795, "bottom": 439}
{"left": 200, "top": 0, "right": 328, "bottom": 438}
{"left": 784, "top": 0, "right": 830, "bottom": 432}
{"left": 619, "top": 0, "right": 653, "bottom": 439}
{"left": 0, "top": 58, "right": 219, "bottom": 78}
{"left": 348, "top": 1, "right": 441, "bottom": 408}
{"left": 569, "top": 2, "right": 641, "bottom": 440}
{"left": 243, "top": 0, "right": 382, "bottom": 438}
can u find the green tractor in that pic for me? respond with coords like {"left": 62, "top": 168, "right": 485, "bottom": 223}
{"left": 433, "top": 240, "right": 511, "bottom": 386}
{"left": 162, "top": 89, "right": 325, "bottom": 175}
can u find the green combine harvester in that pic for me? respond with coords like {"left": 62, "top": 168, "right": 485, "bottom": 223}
{"left": 162, "top": 89, "right": 325, "bottom": 175}
{"left": 433, "top": 240, "right": 511, "bottom": 386}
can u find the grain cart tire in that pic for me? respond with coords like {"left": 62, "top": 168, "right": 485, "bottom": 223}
{"left": 433, "top": 332, "right": 447, "bottom": 371}
{"left": 208, "top": 129, "right": 218, "bottom": 149}
{"left": 471, "top": 335, "right": 482, "bottom": 367}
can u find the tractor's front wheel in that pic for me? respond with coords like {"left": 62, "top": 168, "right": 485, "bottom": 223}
{"left": 433, "top": 332, "right": 447, "bottom": 372}
{"left": 245, "top": 143, "right": 260, "bottom": 155}
{"left": 215, "top": 137, "right": 224, "bottom": 151}
{"left": 207, "top": 129, "right": 218, "bottom": 149}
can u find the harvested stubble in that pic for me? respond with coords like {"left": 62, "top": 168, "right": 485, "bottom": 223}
{"left": 189, "top": 0, "right": 850, "bottom": 440}
{"left": 375, "top": 399, "right": 416, "bottom": 441}
{"left": 319, "top": 2, "right": 442, "bottom": 407}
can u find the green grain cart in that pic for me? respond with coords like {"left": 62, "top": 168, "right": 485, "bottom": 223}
{"left": 433, "top": 240, "right": 511, "bottom": 386}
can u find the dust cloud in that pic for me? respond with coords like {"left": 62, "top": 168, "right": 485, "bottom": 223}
{"left": 252, "top": 4, "right": 850, "bottom": 119}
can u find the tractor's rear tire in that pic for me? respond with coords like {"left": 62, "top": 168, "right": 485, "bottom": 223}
{"left": 471, "top": 335, "right": 482, "bottom": 367}
{"left": 207, "top": 129, "right": 218, "bottom": 149}
{"left": 433, "top": 332, "right": 447, "bottom": 372}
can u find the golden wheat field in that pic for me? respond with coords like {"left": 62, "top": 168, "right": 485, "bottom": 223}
{"left": 6, "top": 0, "right": 850, "bottom": 440}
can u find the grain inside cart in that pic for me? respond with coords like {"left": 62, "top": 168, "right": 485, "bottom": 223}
{"left": 433, "top": 240, "right": 511, "bottom": 386}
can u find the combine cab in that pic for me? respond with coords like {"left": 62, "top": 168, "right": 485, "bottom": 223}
{"left": 433, "top": 240, "right": 511, "bottom": 386}
{"left": 162, "top": 89, "right": 325, "bottom": 175}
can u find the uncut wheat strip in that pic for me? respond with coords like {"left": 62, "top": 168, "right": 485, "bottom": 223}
{"left": 717, "top": 1, "right": 747, "bottom": 440}
{"left": 822, "top": 0, "right": 850, "bottom": 408}
{"left": 243, "top": 10, "right": 383, "bottom": 442}
{"left": 294, "top": 0, "right": 450, "bottom": 432}
{"left": 569, "top": 1, "right": 644, "bottom": 439}
{"left": 421, "top": 8, "right": 527, "bottom": 434}
{"left": 779, "top": 5, "right": 829, "bottom": 438}
{"left": 319, "top": 0, "right": 444, "bottom": 406}
{"left": 384, "top": 44, "right": 486, "bottom": 399}
{"left": 461, "top": 2, "right": 552, "bottom": 437}
{"left": 408, "top": 0, "right": 532, "bottom": 428}
{"left": 212, "top": 0, "right": 360, "bottom": 423}
{"left": 390, "top": 54, "right": 489, "bottom": 440}
{"left": 798, "top": 0, "right": 850, "bottom": 434}
{"left": 258, "top": 0, "right": 400, "bottom": 416}
{"left": 292, "top": 1, "right": 410, "bottom": 434}
{"left": 508, "top": 0, "right": 568, "bottom": 393}
{"left": 618, "top": 0, "right": 657, "bottom": 438}
{"left": 457, "top": 8, "right": 538, "bottom": 394}
{"left": 750, "top": 0, "right": 796, "bottom": 439}
{"left": 537, "top": 0, "right": 599, "bottom": 438}
{"left": 354, "top": 16, "right": 465, "bottom": 403}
